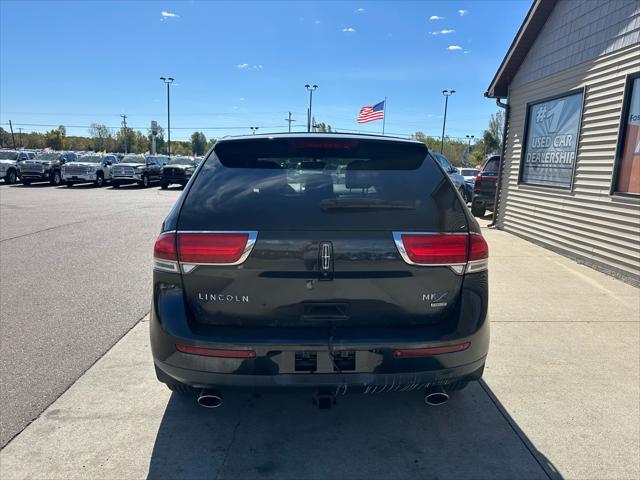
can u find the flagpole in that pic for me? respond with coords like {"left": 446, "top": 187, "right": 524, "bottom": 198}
{"left": 382, "top": 97, "right": 387, "bottom": 135}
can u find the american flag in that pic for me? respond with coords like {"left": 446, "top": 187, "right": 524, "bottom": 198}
{"left": 357, "top": 100, "right": 385, "bottom": 123}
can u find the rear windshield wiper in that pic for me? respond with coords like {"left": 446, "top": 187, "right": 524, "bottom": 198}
{"left": 320, "top": 198, "right": 416, "bottom": 211}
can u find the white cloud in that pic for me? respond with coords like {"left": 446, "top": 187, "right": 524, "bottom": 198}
{"left": 239, "top": 97, "right": 245, "bottom": 101}
{"left": 447, "top": 45, "right": 463, "bottom": 51}
{"left": 430, "top": 29, "right": 455, "bottom": 35}
{"left": 237, "top": 64, "right": 262, "bottom": 70}
{"left": 429, "top": 15, "right": 444, "bottom": 20}
{"left": 356, "top": 8, "right": 365, "bottom": 12}
{"left": 342, "top": 27, "right": 356, "bottom": 33}
{"left": 314, "top": 20, "right": 322, "bottom": 24}
{"left": 458, "top": 9, "right": 468, "bottom": 16}
{"left": 161, "top": 11, "right": 178, "bottom": 18}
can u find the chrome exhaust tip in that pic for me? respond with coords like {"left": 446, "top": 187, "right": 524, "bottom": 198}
{"left": 424, "top": 385, "right": 449, "bottom": 406}
{"left": 197, "top": 389, "right": 223, "bottom": 408}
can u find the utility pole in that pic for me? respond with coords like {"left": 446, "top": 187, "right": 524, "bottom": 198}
{"left": 9, "top": 120, "right": 16, "bottom": 149}
{"left": 284, "top": 112, "right": 296, "bottom": 133}
{"left": 440, "top": 89, "right": 455, "bottom": 154}
{"left": 250, "top": 127, "right": 259, "bottom": 135}
{"left": 305, "top": 84, "right": 318, "bottom": 132}
{"left": 120, "top": 114, "right": 128, "bottom": 154}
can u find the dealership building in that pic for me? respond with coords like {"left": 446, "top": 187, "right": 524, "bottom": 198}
{"left": 485, "top": 0, "right": 640, "bottom": 284}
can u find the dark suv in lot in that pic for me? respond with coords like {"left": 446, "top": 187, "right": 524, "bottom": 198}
{"left": 112, "top": 154, "right": 167, "bottom": 188}
{"left": 19, "top": 151, "right": 77, "bottom": 186}
{"left": 471, "top": 155, "right": 500, "bottom": 217}
{"left": 161, "top": 156, "right": 196, "bottom": 189}
{"left": 151, "top": 134, "right": 489, "bottom": 408}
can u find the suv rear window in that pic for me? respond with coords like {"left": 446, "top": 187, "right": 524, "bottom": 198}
{"left": 178, "top": 138, "right": 468, "bottom": 231}
{"left": 482, "top": 157, "right": 500, "bottom": 174}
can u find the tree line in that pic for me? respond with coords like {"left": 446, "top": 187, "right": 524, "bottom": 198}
{"left": 1, "top": 110, "right": 504, "bottom": 164}
{"left": 411, "top": 110, "right": 504, "bottom": 167}
{"left": 0, "top": 124, "right": 214, "bottom": 156}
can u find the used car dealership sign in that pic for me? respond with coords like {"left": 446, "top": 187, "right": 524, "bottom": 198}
{"left": 521, "top": 91, "right": 583, "bottom": 188}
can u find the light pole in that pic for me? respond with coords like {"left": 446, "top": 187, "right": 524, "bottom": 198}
{"left": 466, "top": 134, "right": 475, "bottom": 159}
{"left": 440, "top": 89, "right": 455, "bottom": 154}
{"left": 160, "top": 77, "right": 174, "bottom": 157}
{"left": 305, "top": 84, "right": 318, "bottom": 132}
{"left": 250, "top": 127, "right": 259, "bottom": 135}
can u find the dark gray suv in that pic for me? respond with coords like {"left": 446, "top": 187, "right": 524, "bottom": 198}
{"left": 150, "top": 134, "right": 490, "bottom": 409}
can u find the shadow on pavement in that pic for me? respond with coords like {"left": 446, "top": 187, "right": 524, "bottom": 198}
{"left": 147, "top": 382, "right": 561, "bottom": 480}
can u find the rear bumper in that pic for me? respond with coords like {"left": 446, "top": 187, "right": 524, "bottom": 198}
{"left": 472, "top": 192, "right": 495, "bottom": 208}
{"left": 154, "top": 356, "right": 486, "bottom": 391}
{"left": 150, "top": 279, "right": 490, "bottom": 390}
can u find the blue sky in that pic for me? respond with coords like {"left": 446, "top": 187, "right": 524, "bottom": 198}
{"left": 0, "top": 1, "right": 531, "bottom": 141}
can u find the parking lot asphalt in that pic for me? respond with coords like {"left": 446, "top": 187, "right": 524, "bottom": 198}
{"left": 0, "top": 182, "right": 181, "bottom": 447}
{"left": 1, "top": 190, "right": 638, "bottom": 480}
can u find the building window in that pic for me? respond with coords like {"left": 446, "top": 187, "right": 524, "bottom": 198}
{"left": 613, "top": 73, "right": 640, "bottom": 195}
{"left": 520, "top": 90, "right": 584, "bottom": 189}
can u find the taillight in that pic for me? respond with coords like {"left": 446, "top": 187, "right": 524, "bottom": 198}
{"left": 153, "top": 232, "right": 177, "bottom": 260}
{"left": 466, "top": 233, "right": 489, "bottom": 273}
{"left": 176, "top": 344, "right": 256, "bottom": 358}
{"left": 153, "top": 231, "right": 257, "bottom": 273}
{"left": 153, "top": 232, "right": 179, "bottom": 272}
{"left": 394, "top": 342, "right": 470, "bottom": 358}
{"left": 394, "top": 232, "right": 488, "bottom": 274}
{"left": 469, "top": 233, "right": 489, "bottom": 261}
{"left": 178, "top": 233, "right": 249, "bottom": 264}
{"left": 399, "top": 234, "right": 468, "bottom": 265}
{"left": 474, "top": 175, "right": 482, "bottom": 191}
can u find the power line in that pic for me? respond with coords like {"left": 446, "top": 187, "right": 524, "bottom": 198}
{"left": 0, "top": 122, "right": 292, "bottom": 131}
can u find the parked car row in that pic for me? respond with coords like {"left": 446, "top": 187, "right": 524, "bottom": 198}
{"left": 0, "top": 149, "right": 204, "bottom": 190}
{"left": 2, "top": 146, "right": 497, "bottom": 217}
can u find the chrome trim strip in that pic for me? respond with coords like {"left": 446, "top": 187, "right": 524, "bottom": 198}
{"left": 392, "top": 231, "right": 468, "bottom": 275}
{"left": 176, "top": 230, "right": 258, "bottom": 273}
{"left": 465, "top": 258, "right": 488, "bottom": 274}
{"left": 153, "top": 258, "right": 179, "bottom": 273}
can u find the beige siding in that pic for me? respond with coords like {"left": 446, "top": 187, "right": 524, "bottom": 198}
{"left": 511, "top": 0, "right": 640, "bottom": 88}
{"left": 497, "top": 44, "right": 640, "bottom": 283}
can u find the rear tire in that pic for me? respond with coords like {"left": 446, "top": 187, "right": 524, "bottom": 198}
{"left": 471, "top": 204, "right": 486, "bottom": 217}
{"left": 160, "top": 181, "right": 168, "bottom": 190}
{"left": 50, "top": 170, "right": 62, "bottom": 186}
{"left": 66, "top": 182, "right": 74, "bottom": 187}
{"left": 94, "top": 173, "right": 104, "bottom": 188}
{"left": 6, "top": 170, "right": 17, "bottom": 184}
{"left": 112, "top": 182, "right": 120, "bottom": 189}
{"left": 21, "top": 179, "right": 31, "bottom": 186}
{"left": 139, "top": 175, "right": 150, "bottom": 188}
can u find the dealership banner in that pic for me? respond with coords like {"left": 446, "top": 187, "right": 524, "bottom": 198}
{"left": 616, "top": 76, "right": 640, "bottom": 194}
{"left": 521, "top": 91, "right": 583, "bottom": 188}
